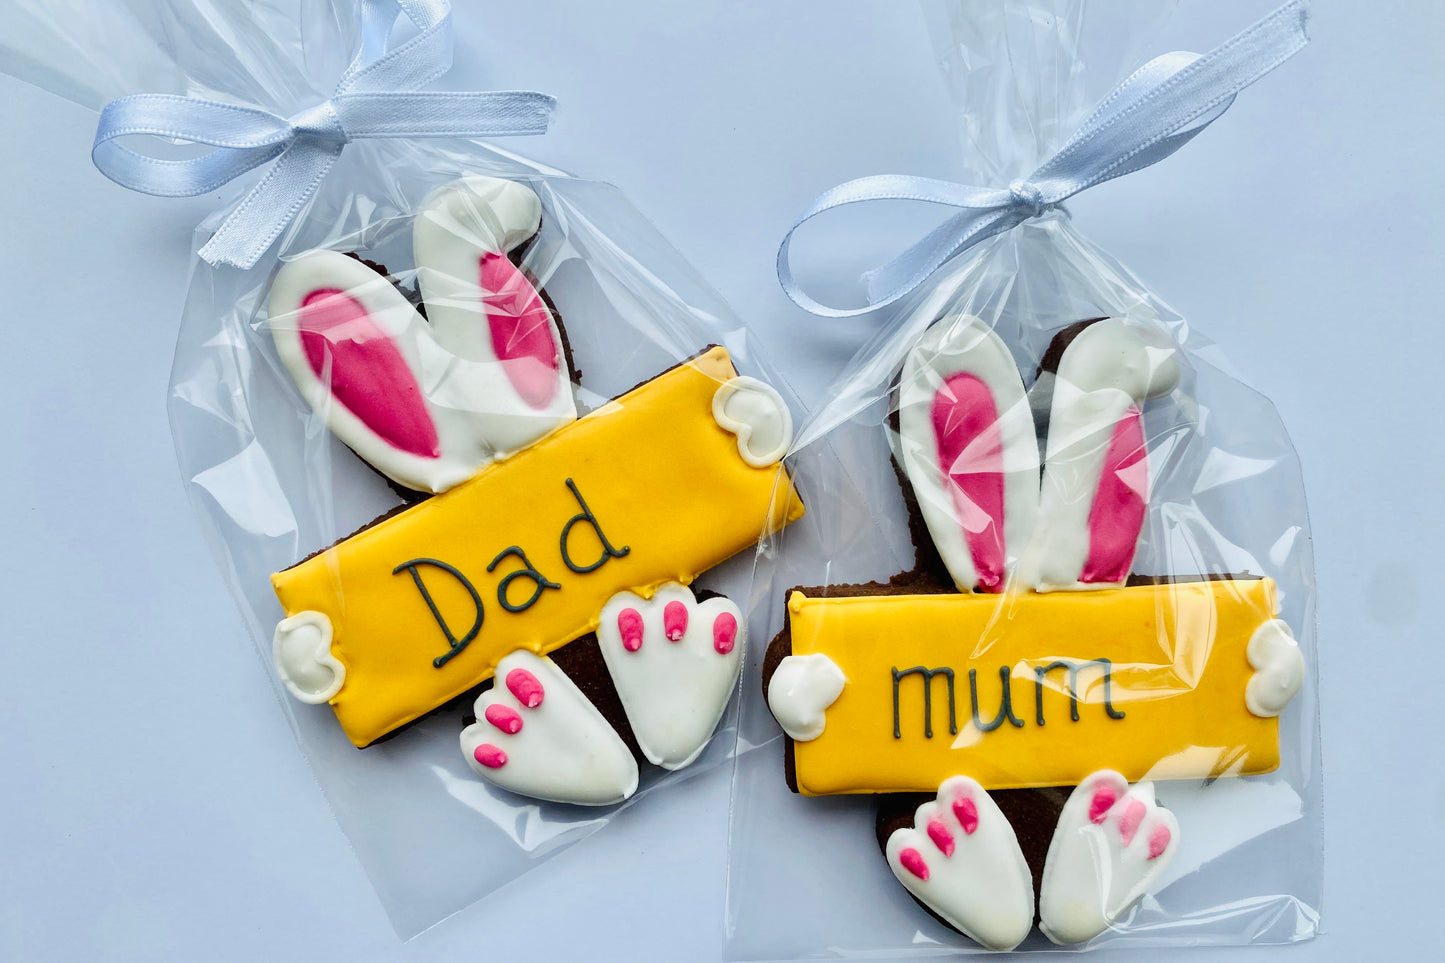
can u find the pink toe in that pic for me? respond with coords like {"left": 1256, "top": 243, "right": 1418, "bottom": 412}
{"left": 926, "top": 818, "right": 955, "bottom": 857}
{"left": 473, "top": 744, "right": 507, "bottom": 769}
{"left": 1147, "top": 823, "right": 1172, "bottom": 860}
{"left": 951, "top": 795, "right": 979, "bottom": 835}
{"left": 663, "top": 601, "right": 689, "bottom": 641}
{"left": 1089, "top": 786, "right": 1118, "bottom": 825}
{"left": 1118, "top": 799, "right": 1147, "bottom": 846}
{"left": 899, "top": 847, "right": 929, "bottom": 881}
{"left": 484, "top": 704, "right": 523, "bottom": 734}
{"left": 505, "top": 668, "right": 545, "bottom": 709}
{"left": 712, "top": 612, "right": 739, "bottom": 655}
{"left": 618, "top": 608, "right": 644, "bottom": 652}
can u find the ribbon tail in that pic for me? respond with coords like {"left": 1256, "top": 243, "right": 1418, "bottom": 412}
{"left": 198, "top": 141, "right": 343, "bottom": 269}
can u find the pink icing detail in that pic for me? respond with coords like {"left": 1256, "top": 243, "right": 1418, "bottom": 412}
{"left": 1080, "top": 406, "right": 1148, "bottom": 584}
{"left": 951, "top": 795, "right": 979, "bottom": 835}
{"left": 617, "top": 608, "right": 645, "bottom": 652}
{"left": 480, "top": 252, "right": 559, "bottom": 409}
{"left": 298, "top": 289, "right": 440, "bottom": 459}
{"left": 898, "top": 847, "right": 929, "bottom": 881}
{"left": 1147, "top": 823, "right": 1172, "bottom": 860}
{"left": 931, "top": 373, "right": 1008, "bottom": 591}
{"left": 663, "top": 601, "right": 689, "bottom": 642}
{"left": 926, "top": 818, "right": 955, "bottom": 857}
{"left": 712, "top": 612, "right": 739, "bottom": 655}
{"left": 1118, "top": 799, "right": 1148, "bottom": 846}
{"left": 484, "top": 704, "right": 523, "bottom": 734}
{"left": 505, "top": 668, "right": 545, "bottom": 709}
{"left": 473, "top": 744, "right": 507, "bottom": 769}
{"left": 1089, "top": 786, "right": 1118, "bottom": 825}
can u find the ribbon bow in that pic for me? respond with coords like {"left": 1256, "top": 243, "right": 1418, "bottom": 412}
{"left": 778, "top": 0, "right": 1310, "bottom": 318}
{"left": 91, "top": 0, "right": 555, "bottom": 269}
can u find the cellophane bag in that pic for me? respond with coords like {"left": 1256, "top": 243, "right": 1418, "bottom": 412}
{"left": 725, "top": 1, "right": 1322, "bottom": 956}
{"left": 1, "top": 0, "right": 803, "bottom": 938}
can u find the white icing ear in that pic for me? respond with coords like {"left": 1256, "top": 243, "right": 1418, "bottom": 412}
{"left": 460, "top": 650, "right": 638, "bottom": 806}
{"left": 596, "top": 583, "right": 744, "bottom": 770}
{"left": 712, "top": 376, "right": 794, "bottom": 467}
{"left": 267, "top": 178, "right": 577, "bottom": 494}
{"left": 885, "top": 775, "right": 1034, "bottom": 951}
{"left": 1039, "top": 769, "right": 1179, "bottom": 945}
{"left": 767, "top": 653, "right": 845, "bottom": 741}
{"left": 1245, "top": 619, "right": 1304, "bottom": 717}
{"left": 273, "top": 611, "right": 344, "bottom": 704}
{"left": 897, "top": 314, "right": 1040, "bottom": 593}
{"left": 1019, "top": 318, "right": 1180, "bottom": 591}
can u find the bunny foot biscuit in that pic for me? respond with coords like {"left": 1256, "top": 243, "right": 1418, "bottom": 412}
{"left": 762, "top": 313, "right": 1302, "bottom": 944}
{"left": 262, "top": 176, "right": 804, "bottom": 803}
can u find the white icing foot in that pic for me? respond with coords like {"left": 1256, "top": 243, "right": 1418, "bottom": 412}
{"left": 885, "top": 776, "right": 1034, "bottom": 951}
{"left": 460, "top": 650, "right": 638, "bottom": 806}
{"left": 597, "top": 583, "right": 744, "bottom": 770}
{"left": 1039, "top": 769, "right": 1179, "bottom": 944}
{"left": 767, "top": 653, "right": 845, "bottom": 741}
{"left": 1245, "top": 619, "right": 1304, "bottom": 717}
{"left": 712, "top": 376, "right": 793, "bottom": 467}
{"left": 272, "top": 611, "right": 344, "bottom": 704}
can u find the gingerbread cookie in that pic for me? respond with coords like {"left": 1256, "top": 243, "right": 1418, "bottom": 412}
{"left": 762, "top": 312, "right": 1304, "bottom": 948}
{"left": 265, "top": 175, "right": 804, "bottom": 805}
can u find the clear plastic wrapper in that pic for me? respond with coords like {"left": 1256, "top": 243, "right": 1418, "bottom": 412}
{"left": 2, "top": 0, "right": 801, "bottom": 938}
{"left": 726, "top": 1, "right": 1322, "bottom": 956}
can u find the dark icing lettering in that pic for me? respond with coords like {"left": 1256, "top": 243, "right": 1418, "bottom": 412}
{"left": 892, "top": 666, "right": 957, "bottom": 739}
{"left": 486, "top": 546, "right": 561, "bottom": 613}
{"left": 969, "top": 666, "right": 1025, "bottom": 732}
{"left": 560, "top": 477, "right": 631, "bottom": 574}
{"left": 1033, "top": 658, "right": 1126, "bottom": 725}
{"left": 393, "top": 558, "right": 484, "bottom": 669}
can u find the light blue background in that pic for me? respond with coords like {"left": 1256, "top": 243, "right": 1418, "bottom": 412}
{"left": 1, "top": 0, "right": 1441, "bottom": 960}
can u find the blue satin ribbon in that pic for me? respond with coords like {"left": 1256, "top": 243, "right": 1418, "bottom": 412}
{"left": 91, "top": 0, "right": 555, "bottom": 269}
{"left": 778, "top": 0, "right": 1310, "bottom": 318}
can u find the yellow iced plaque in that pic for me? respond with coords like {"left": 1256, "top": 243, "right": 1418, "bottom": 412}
{"left": 786, "top": 578, "right": 1280, "bottom": 794}
{"left": 273, "top": 347, "right": 804, "bottom": 746}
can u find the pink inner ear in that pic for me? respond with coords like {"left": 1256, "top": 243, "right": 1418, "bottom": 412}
{"left": 299, "top": 289, "right": 440, "bottom": 459}
{"left": 931, "top": 373, "right": 1008, "bottom": 591}
{"left": 480, "top": 252, "right": 560, "bottom": 409}
{"left": 1080, "top": 406, "right": 1147, "bottom": 584}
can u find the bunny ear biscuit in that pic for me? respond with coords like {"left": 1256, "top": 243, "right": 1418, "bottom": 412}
{"left": 1020, "top": 318, "right": 1180, "bottom": 591}
{"left": 268, "top": 177, "right": 578, "bottom": 494}
{"left": 897, "top": 314, "right": 1040, "bottom": 593}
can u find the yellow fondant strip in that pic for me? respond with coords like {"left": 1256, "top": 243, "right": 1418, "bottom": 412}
{"left": 273, "top": 347, "right": 804, "bottom": 747}
{"left": 787, "top": 579, "right": 1280, "bottom": 795}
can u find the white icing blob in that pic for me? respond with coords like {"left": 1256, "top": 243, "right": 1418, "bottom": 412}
{"left": 885, "top": 775, "right": 1034, "bottom": 951}
{"left": 711, "top": 376, "right": 793, "bottom": 467}
{"left": 460, "top": 650, "right": 638, "bottom": 806}
{"left": 1039, "top": 770, "right": 1180, "bottom": 945}
{"left": 1018, "top": 318, "right": 1179, "bottom": 591}
{"left": 596, "top": 583, "right": 744, "bottom": 770}
{"left": 767, "top": 653, "right": 845, "bottom": 741}
{"left": 897, "top": 313, "right": 1040, "bottom": 593}
{"left": 272, "top": 611, "right": 344, "bottom": 704}
{"left": 1245, "top": 618, "right": 1305, "bottom": 717}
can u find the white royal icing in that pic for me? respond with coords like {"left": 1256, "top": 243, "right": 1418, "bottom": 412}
{"left": 596, "top": 583, "right": 745, "bottom": 770}
{"left": 897, "top": 313, "right": 1040, "bottom": 592}
{"left": 1245, "top": 618, "right": 1305, "bottom": 717}
{"left": 272, "top": 611, "right": 345, "bottom": 704}
{"left": 1039, "top": 769, "right": 1180, "bottom": 945}
{"left": 712, "top": 376, "right": 794, "bottom": 468}
{"left": 460, "top": 650, "right": 638, "bottom": 806}
{"left": 885, "top": 775, "right": 1034, "bottom": 951}
{"left": 1018, "top": 318, "right": 1180, "bottom": 591}
{"left": 267, "top": 177, "right": 577, "bottom": 494}
{"left": 767, "top": 653, "right": 845, "bottom": 742}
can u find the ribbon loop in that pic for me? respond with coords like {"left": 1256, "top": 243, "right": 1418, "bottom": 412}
{"left": 92, "top": 0, "right": 555, "bottom": 269}
{"left": 778, "top": 0, "right": 1310, "bottom": 318}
